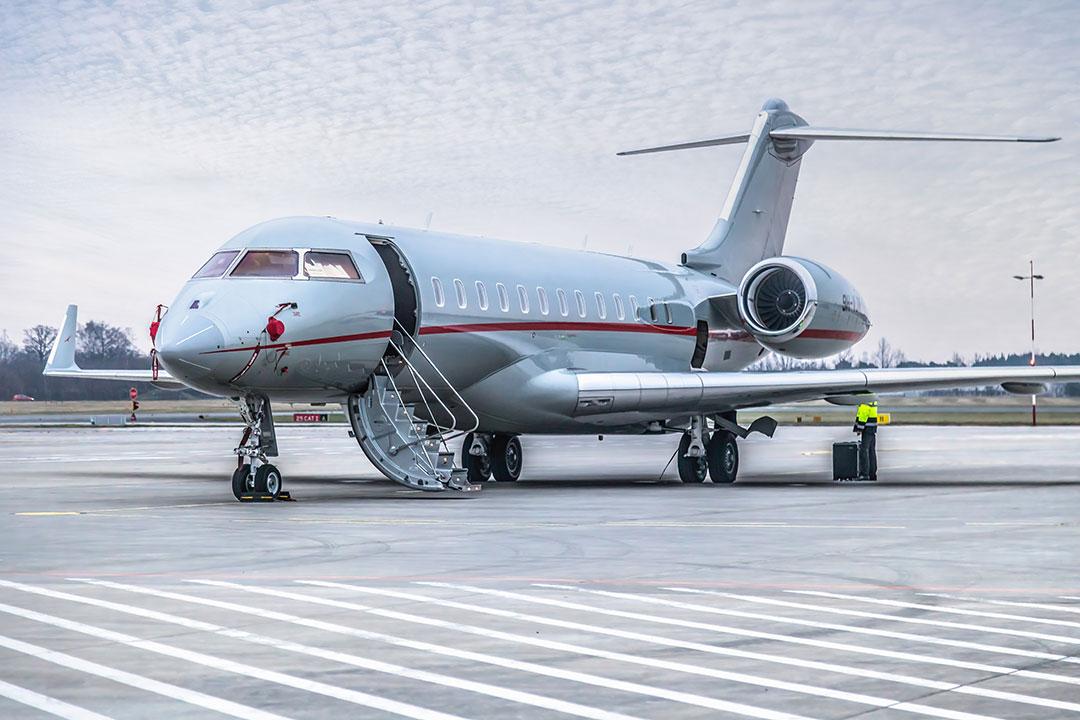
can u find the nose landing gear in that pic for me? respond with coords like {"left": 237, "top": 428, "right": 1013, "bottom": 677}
{"left": 231, "top": 395, "right": 287, "bottom": 502}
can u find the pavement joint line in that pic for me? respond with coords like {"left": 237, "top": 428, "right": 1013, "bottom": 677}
{"left": 300, "top": 580, "right": 1080, "bottom": 711}
{"left": 71, "top": 577, "right": 801, "bottom": 720}
{"left": 0, "top": 678, "right": 116, "bottom": 720}
{"left": 0, "top": 582, "right": 470, "bottom": 720}
{"left": 0, "top": 628, "right": 292, "bottom": 720}
{"left": 788, "top": 590, "right": 1080, "bottom": 636}
{"left": 183, "top": 580, "right": 991, "bottom": 719}
{"left": 661, "top": 588, "right": 1080, "bottom": 685}
{"left": 420, "top": 581, "right": 1075, "bottom": 675}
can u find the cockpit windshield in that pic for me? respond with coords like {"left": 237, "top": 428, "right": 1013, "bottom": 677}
{"left": 304, "top": 251, "right": 362, "bottom": 280}
{"left": 230, "top": 250, "right": 299, "bottom": 278}
{"left": 191, "top": 250, "right": 240, "bottom": 278}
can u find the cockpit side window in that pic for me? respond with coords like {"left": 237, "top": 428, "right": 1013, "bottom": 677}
{"left": 192, "top": 250, "right": 240, "bottom": 279}
{"left": 304, "top": 251, "right": 362, "bottom": 280}
{"left": 230, "top": 250, "right": 298, "bottom": 278}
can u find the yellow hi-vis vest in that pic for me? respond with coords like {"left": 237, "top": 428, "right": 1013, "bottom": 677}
{"left": 856, "top": 403, "right": 879, "bottom": 427}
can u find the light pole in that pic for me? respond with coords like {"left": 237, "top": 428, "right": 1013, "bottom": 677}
{"left": 1013, "top": 261, "right": 1044, "bottom": 426}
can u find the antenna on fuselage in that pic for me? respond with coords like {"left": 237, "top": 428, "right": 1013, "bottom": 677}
{"left": 424, "top": 211, "right": 434, "bottom": 231}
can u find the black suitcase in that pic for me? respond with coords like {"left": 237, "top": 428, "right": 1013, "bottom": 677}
{"left": 832, "top": 441, "right": 860, "bottom": 481}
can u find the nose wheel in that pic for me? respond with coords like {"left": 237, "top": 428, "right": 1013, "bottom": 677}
{"left": 231, "top": 395, "right": 285, "bottom": 501}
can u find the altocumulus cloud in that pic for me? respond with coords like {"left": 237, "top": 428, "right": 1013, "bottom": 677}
{"left": 0, "top": 0, "right": 1077, "bottom": 358}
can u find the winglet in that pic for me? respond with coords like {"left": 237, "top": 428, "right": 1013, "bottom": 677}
{"left": 45, "top": 304, "right": 80, "bottom": 374}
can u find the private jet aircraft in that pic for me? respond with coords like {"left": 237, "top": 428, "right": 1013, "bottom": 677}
{"left": 45, "top": 99, "right": 1078, "bottom": 499}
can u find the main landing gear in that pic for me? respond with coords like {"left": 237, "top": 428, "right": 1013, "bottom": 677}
{"left": 231, "top": 395, "right": 287, "bottom": 501}
{"left": 461, "top": 432, "right": 522, "bottom": 483}
{"left": 676, "top": 412, "right": 776, "bottom": 485}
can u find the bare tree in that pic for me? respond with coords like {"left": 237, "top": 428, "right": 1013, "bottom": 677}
{"left": 833, "top": 349, "right": 854, "bottom": 369}
{"left": 0, "top": 331, "right": 16, "bottom": 363}
{"left": 949, "top": 352, "right": 967, "bottom": 367}
{"left": 78, "top": 321, "right": 136, "bottom": 359}
{"left": 875, "top": 337, "right": 901, "bottom": 368}
{"left": 22, "top": 325, "right": 57, "bottom": 363}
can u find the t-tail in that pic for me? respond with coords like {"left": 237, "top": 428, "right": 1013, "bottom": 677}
{"left": 618, "top": 98, "right": 1059, "bottom": 283}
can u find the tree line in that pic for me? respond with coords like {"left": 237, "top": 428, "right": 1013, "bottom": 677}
{"left": 0, "top": 321, "right": 204, "bottom": 401}
{"left": 749, "top": 337, "right": 1080, "bottom": 396}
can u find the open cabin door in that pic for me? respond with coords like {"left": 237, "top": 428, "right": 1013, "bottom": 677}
{"left": 366, "top": 237, "right": 418, "bottom": 340}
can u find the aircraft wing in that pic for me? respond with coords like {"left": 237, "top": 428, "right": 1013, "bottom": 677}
{"left": 44, "top": 305, "right": 186, "bottom": 389}
{"left": 572, "top": 366, "right": 1080, "bottom": 416}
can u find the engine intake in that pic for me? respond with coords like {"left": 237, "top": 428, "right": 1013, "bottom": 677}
{"left": 737, "top": 257, "right": 869, "bottom": 359}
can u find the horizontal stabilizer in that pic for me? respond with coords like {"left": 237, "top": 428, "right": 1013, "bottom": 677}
{"left": 616, "top": 132, "right": 750, "bottom": 156}
{"left": 769, "top": 127, "right": 1060, "bottom": 143}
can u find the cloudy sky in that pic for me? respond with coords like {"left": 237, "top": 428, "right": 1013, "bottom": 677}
{"left": 1, "top": 0, "right": 1077, "bottom": 360}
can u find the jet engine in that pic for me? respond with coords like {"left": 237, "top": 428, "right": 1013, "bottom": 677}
{"left": 737, "top": 257, "right": 870, "bottom": 359}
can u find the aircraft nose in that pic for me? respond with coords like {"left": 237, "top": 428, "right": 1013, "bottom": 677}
{"left": 156, "top": 311, "right": 227, "bottom": 386}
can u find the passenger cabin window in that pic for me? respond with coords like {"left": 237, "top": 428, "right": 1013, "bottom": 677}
{"left": 537, "top": 287, "right": 549, "bottom": 315}
{"left": 556, "top": 289, "right": 569, "bottom": 317}
{"left": 453, "top": 279, "right": 467, "bottom": 309}
{"left": 594, "top": 292, "right": 606, "bottom": 320}
{"left": 613, "top": 293, "right": 625, "bottom": 320}
{"left": 192, "top": 250, "right": 239, "bottom": 278}
{"left": 574, "top": 290, "right": 586, "bottom": 318}
{"left": 230, "top": 250, "right": 298, "bottom": 278}
{"left": 663, "top": 303, "right": 673, "bottom": 324}
{"left": 304, "top": 251, "right": 361, "bottom": 280}
{"left": 629, "top": 295, "right": 639, "bottom": 319}
{"left": 476, "top": 281, "right": 489, "bottom": 311}
{"left": 516, "top": 284, "right": 530, "bottom": 313}
{"left": 496, "top": 283, "right": 510, "bottom": 312}
{"left": 432, "top": 277, "right": 445, "bottom": 307}
{"left": 648, "top": 298, "right": 659, "bottom": 323}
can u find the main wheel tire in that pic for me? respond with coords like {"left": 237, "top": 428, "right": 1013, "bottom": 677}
{"left": 490, "top": 434, "right": 522, "bottom": 482}
{"left": 706, "top": 431, "right": 739, "bottom": 484}
{"left": 676, "top": 433, "right": 709, "bottom": 483}
{"left": 254, "top": 463, "right": 282, "bottom": 498}
{"left": 231, "top": 466, "right": 251, "bottom": 500}
{"left": 461, "top": 432, "right": 493, "bottom": 483}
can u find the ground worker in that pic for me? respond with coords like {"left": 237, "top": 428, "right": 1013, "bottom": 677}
{"left": 853, "top": 400, "right": 879, "bottom": 481}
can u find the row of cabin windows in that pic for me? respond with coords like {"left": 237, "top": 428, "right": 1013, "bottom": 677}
{"left": 430, "top": 277, "right": 673, "bottom": 323}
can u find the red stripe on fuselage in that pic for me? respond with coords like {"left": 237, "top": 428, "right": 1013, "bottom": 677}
{"left": 200, "top": 320, "right": 696, "bottom": 355}
{"left": 418, "top": 321, "right": 698, "bottom": 337}
{"left": 201, "top": 329, "right": 393, "bottom": 354}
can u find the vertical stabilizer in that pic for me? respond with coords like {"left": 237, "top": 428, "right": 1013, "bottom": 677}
{"left": 683, "top": 99, "right": 810, "bottom": 282}
{"left": 618, "top": 98, "right": 1057, "bottom": 284}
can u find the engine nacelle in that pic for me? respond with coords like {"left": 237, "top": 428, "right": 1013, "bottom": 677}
{"left": 737, "top": 257, "right": 870, "bottom": 359}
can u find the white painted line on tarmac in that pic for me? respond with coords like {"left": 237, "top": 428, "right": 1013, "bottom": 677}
{"left": 0, "top": 630, "right": 291, "bottom": 720}
{"left": 50, "top": 578, "right": 639, "bottom": 720}
{"left": 422, "top": 581, "right": 1072, "bottom": 675}
{"left": 0, "top": 678, "right": 114, "bottom": 720}
{"left": 663, "top": 588, "right": 1080, "bottom": 687}
{"left": 789, "top": 590, "right": 1080, "bottom": 638}
{"left": 302, "top": 581, "right": 1080, "bottom": 715}
{"left": 919, "top": 592, "right": 1080, "bottom": 616}
{"left": 0, "top": 589, "right": 464, "bottom": 720}
{"left": 671, "top": 588, "right": 1080, "bottom": 657}
{"left": 72, "top": 580, "right": 645, "bottom": 720}
{"left": 213, "top": 580, "right": 1011, "bottom": 720}
{"left": 88, "top": 578, "right": 803, "bottom": 720}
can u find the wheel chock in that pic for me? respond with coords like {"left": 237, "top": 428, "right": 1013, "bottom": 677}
{"left": 236, "top": 490, "right": 294, "bottom": 503}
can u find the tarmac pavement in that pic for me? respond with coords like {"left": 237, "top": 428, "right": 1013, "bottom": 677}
{"left": 2, "top": 425, "right": 1079, "bottom": 719}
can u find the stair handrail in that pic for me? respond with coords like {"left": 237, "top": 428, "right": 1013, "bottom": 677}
{"left": 377, "top": 357, "right": 438, "bottom": 474}
{"left": 390, "top": 320, "right": 480, "bottom": 439}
